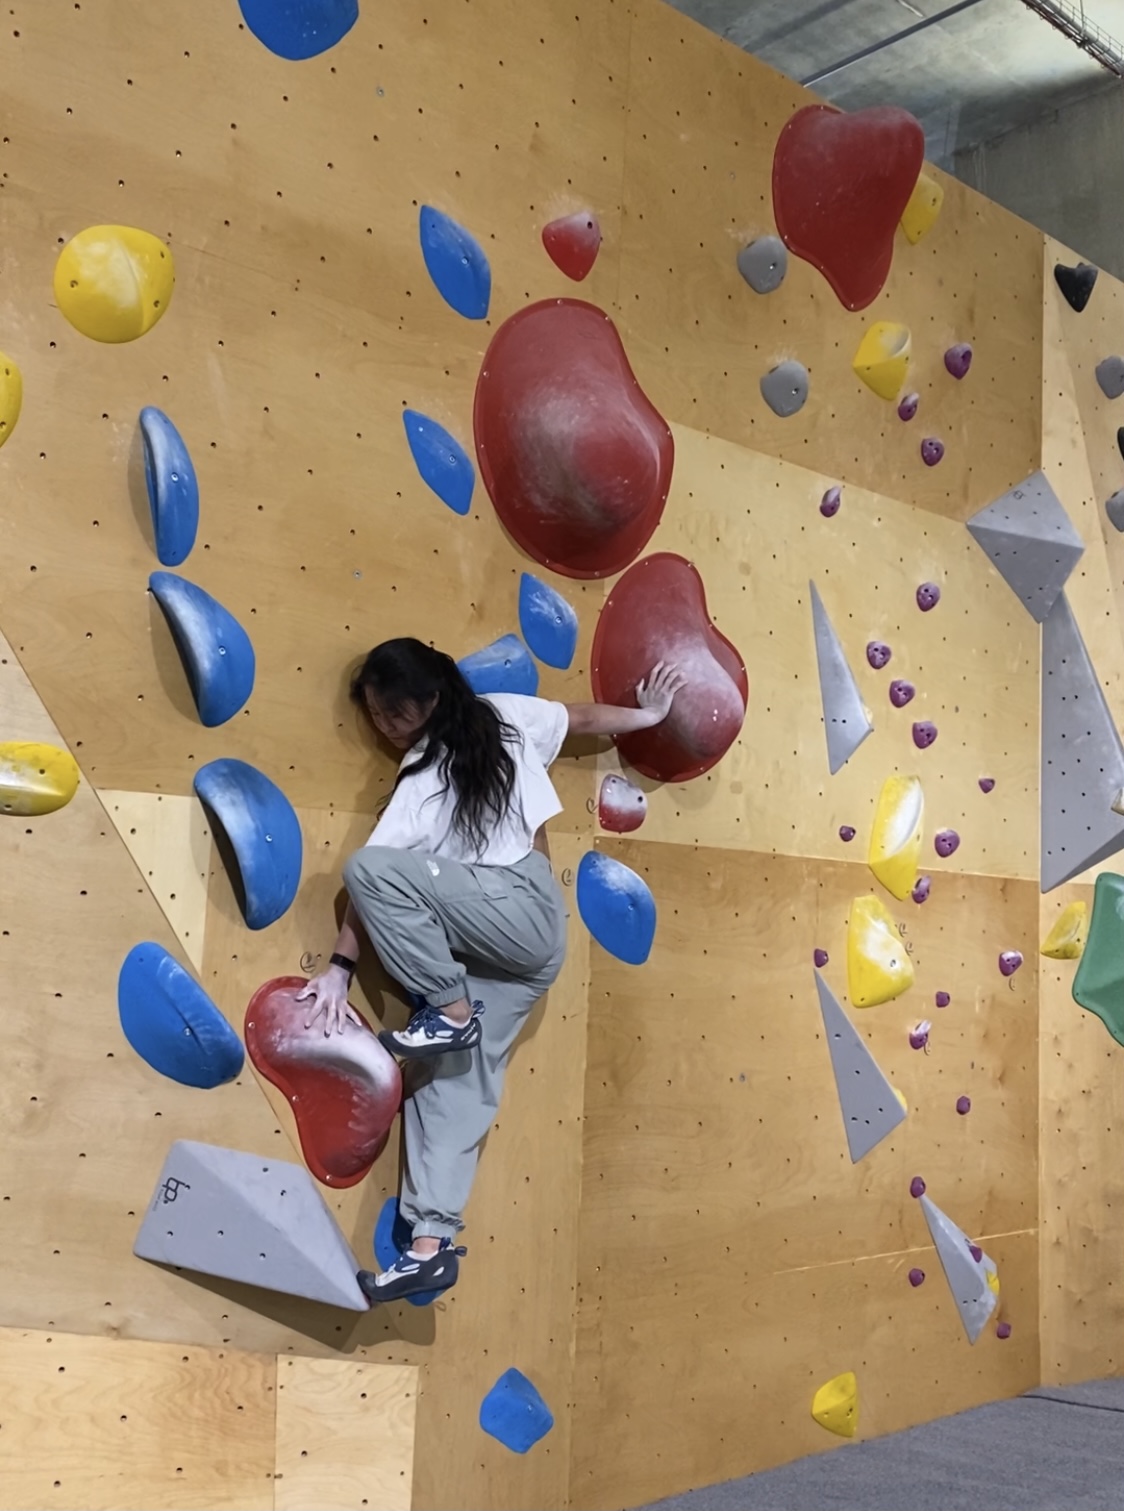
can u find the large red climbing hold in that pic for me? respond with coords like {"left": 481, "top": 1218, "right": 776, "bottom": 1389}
{"left": 245, "top": 977, "right": 402, "bottom": 1188}
{"left": 474, "top": 299, "right": 673, "bottom": 579}
{"left": 772, "top": 104, "right": 925, "bottom": 312}
{"left": 591, "top": 553, "right": 747, "bottom": 783}
{"left": 542, "top": 212, "right": 602, "bottom": 282}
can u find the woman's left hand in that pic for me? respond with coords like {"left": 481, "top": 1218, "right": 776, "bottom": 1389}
{"left": 635, "top": 662, "right": 687, "bottom": 723}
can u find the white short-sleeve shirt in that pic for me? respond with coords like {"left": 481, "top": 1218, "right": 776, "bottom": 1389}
{"left": 365, "top": 693, "right": 569, "bottom": 866}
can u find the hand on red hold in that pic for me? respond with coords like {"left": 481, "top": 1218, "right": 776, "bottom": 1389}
{"left": 298, "top": 967, "right": 363, "bottom": 1036}
{"left": 635, "top": 661, "right": 688, "bottom": 725}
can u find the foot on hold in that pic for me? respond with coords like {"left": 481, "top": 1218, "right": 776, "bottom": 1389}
{"left": 378, "top": 1002, "right": 484, "bottom": 1058}
{"left": 358, "top": 1239, "right": 466, "bottom": 1303}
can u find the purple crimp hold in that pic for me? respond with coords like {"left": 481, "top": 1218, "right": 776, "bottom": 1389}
{"left": 890, "top": 679, "right": 915, "bottom": 708}
{"left": 866, "top": 640, "right": 892, "bottom": 670}
{"left": 912, "top": 720, "right": 938, "bottom": 749}
{"left": 934, "top": 829, "right": 960, "bottom": 858}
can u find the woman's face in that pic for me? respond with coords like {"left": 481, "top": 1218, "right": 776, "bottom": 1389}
{"left": 364, "top": 690, "right": 437, "bottom": 750}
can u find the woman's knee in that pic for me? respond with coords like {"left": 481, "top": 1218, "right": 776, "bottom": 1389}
{"left": 343, "top": 844, "right": 402, "bottom": 899}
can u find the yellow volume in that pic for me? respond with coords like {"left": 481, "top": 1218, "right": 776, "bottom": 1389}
{"left": 54, "top": 225, "right": 175, "bottom": 343}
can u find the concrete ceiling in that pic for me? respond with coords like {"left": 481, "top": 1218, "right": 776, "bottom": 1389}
{"left": 668, "top": 0, "right": 1124, "bottom": 165}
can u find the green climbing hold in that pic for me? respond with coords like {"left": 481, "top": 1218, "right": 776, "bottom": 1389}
{"left": 1072, "top": 872, "right": 1124, "bottom": 1045}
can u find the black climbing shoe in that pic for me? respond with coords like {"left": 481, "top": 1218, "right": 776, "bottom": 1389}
{"left": 358, "top": 1239, "right": 466, "bottom": 1303}
{"left": 378, "top": 1002, "right": 483, "bottom": 1059}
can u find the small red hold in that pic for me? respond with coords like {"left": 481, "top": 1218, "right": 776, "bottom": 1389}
{"left": 542, "top": 211, "right": 602, "bottom": 282}
{"left": 898, "top": 392, "right": 919, "bottom": 422}
{"left": 920, "top": 437, "right": 945, "bottom": 467}
{"left": 839, "top": 825, "right": 856, "bottom": 842}
{"left": 908, "top": 1267, "right": 926, "bottom": 1287}
{"left": 944, "top": 343, "right": 973, "bottom": 379}
{"left": 598, "top": 773, "right": 647, "bottom": 834}
{"left": 771, "top": 103, "right": 924, "bottom": 311}
{"left": 820, "top": 485, "right": 842, "bottom": 517}
{"left": 957, "top": 1096, "right": 972, "bottom": 1116}
{"left": 912, "top": 720, "right": 938, "bottom": 749}
{"left": 979, "top": 776, "right": 995, "bottom": 794}
{"left": 814, "top": 947, "right": 829, "bottom": 968}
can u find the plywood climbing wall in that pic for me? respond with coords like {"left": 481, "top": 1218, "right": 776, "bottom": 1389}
{"left": 0, "top": 0, "right": 1117, "bottom": 1509}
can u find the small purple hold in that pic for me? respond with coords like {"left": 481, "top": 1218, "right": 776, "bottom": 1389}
{"left": 911, "top": 876, "right": 931, "bottom": 904}
{"left": 909, "top": 1019, "right": 931, "bottom": 1050}
{"left": 957, "top": 1095, "right": 972, "bottom": 1116}
{"left": 979, "top": 776, "right": 995, "bottom": 794}
{"left": 814, "top": 948, "right": 829, "bottom": 968}
{"left": 866, "top": 640, "right": 892, "bottom": 670}
{"left": 839, "top": 825, "right": 856, "bottom": 843}
{"left": 935, "top": 990, "right": 951, "bottom": 1009}
{"left": 944, "top": 343, "right": 973, "bottom": 380}
{"left": 820, "top": 486, "right": 842, "bottom": 518}
{"left": 999, "top": 950, "right": 1023, "bottom": 978}
{"left": 968, "top": 1242, "right": 982, "bottom": 1261}
{"left": 910, "top": 1176, "right": 926, "bottom": 1199}
{"left": 908, "top": 1268, "right": 926, "bottom": 1288}
{"left": 996, "top": 1321, "right": 1012, "bottom": 1340}
{"left": 912, "top": 720, "right": 938, "bottom": 750}
{"left": 898, "top": 392, "right": 919, "bottom": 422}
{"left": 890, "top": 679, "right": 915, "bottom": 708}
{"left": 934, "top": 829, "right": 960, "bottom": 858}
{"left": 916, "top": 581, "right": 941, "bottom": 612}
{"left": 921, "top": 437, "right": 945, "bottom": 467}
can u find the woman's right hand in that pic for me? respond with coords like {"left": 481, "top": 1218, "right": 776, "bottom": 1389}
{"left": 297, "top": 967, "right": 362, "bottom": 1036}
{"left": 635, "top": 661, "right": 687, "bottom": 723}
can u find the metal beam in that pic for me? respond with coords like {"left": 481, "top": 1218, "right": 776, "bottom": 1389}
{"left": 800, "top": 0, "right": 991, "bottom": 87}
{"left": 1017, "top": 0, "right": 1124, "bottom": 77}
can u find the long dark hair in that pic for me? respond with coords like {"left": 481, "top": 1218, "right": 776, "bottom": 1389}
{"left": 351, "top": 638, "right": 520, "bottom": 857}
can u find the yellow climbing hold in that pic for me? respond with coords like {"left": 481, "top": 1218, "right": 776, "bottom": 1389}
{"left": 0, "top": 351, "right": 22, "bottom": 449}
{"left": 54, "top": 225, "right": 174, "bottom": 343}
{"left": 900, "top": 171, "right": 944, "bottom": 245}
{"left": 986, "top": 1269, "right": 1001, "bottom": 1298}
{"left": 812, "top": 1371, "right": 858, "bottom": 1439}
{"left": 847, "top": 894, "right": 915, "bottom": 1008}
{"left": 852, "top": 322, "right": 911, "bottom": 401}
{"left": 1041, "top": 900, "right": 1088, "bottom": 960}
{"left": 868, "top": 775, "right": 924, "bottom": 901}
{"left": 892, "top": 1086, "right": 908, "bottom": 1112}
{"left": 0, "top": 741, "right": 80, "bottom": 816}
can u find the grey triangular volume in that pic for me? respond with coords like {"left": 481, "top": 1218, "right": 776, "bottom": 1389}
{"left": 919, "top": 1194, "right": 997, "bottom": 1345}
{"left": 809, "top": 580, "right": 873, "bottom": 775}
{"left": 965, "top": 470, "right": 1084, "bottom": 623}
{"left": 1041, "top": 593, "right": 1124, "bottom": 891}
{"left": 134, "top": 1140, "right": 368, "bottom": 1311}
{"left": 814, "top": 970, "right": 905, "bottom": 1162}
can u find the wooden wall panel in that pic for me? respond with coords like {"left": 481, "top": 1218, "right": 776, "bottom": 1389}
{"left": 614, "top": 0, "right": 1042, "bottom": 523}
{"left": 572, "top": 840, "right": 1038, "bottom": 1504}
{"left": 598, "top": 423, "right": 1040, "bottom": 877}
{"left": 0, "top": 1327, "right": 276, "bottom": 1511}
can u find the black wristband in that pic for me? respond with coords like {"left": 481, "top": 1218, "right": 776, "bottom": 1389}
{"left": 329, "top": 952, "right": 357, "bottom": 978}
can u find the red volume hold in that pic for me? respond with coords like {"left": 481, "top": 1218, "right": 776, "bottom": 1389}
{"left": 474, "top": 299, "right": 673, "bottom": 579}
{"left": 772, "top": 104, "right": 924, "bottom": 311}
{"left": 591, "top": 553, "right": 747, "bottom": 784}
{"left": 542, "top": 211, "right": 602, "bottom": 282}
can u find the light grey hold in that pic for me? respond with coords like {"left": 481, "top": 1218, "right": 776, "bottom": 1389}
{"left": 1107, "top": 489, "right": 1124, "bottom": 532}
{"left": 133, "top": 1139, "right": 368, "bottom": 1310}
{"left": 814, "top": 969, "right": 905, "bottom": 1163}
{"left": 965, "top": 469, "right": 1084, "bottom": 624}
{"left": 1096, "top": 356, "right": 1124, "bottom": 400}
{"left": 737, "top": 235, "right": 788, "bottom": 295}
{"left": 761, "top": 360, "right": 809, "bottom": 418}
{"left": 809, "top": 579, "right": 873, "bottom": 775}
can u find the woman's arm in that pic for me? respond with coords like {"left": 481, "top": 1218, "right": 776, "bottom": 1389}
{"left": 566, "top": 661, "right": 685, "bottom": 738}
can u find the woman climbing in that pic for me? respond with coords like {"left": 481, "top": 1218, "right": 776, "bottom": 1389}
{"left": 298, "top": 637, "right": 685, "bottom": 1303}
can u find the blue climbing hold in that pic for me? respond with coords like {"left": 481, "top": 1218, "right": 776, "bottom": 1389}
{"left": 118, "top": 942, "right": 244, "bottom": 1088}
{"left": 458, "top": 634, "right": 539, "bottom": 696}
{"left": 236, "top": 0, "right": 358, "bottom": 60}
{"left": 518, "top": 573, "right": 578, "bottom": 670}
{"left": 139, "top": 407, "right": 198, "bottom": 566}
{"left": 576, "top": 851, "right": 656, "bottom": 965}
{"left": 479, "top": 1368, "right": 554, "bottom": 1455}
{"left": 149, "top": 571, "right": 256, "bottom": 728}
{"left": 372, "top": 1197, "right": 440, "bottom": 1308}
{"left": 419, "top": 206, "right": 491, "bottom": 320}
{"left": 402, "top": 410, "right": 475, "bottom": 516}
{"left": 193, "top": 758, "right": 302, "bottom": 930}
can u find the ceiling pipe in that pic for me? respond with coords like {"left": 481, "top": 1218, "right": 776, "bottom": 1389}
{"left": 1017, "top": 0, "right": 1124, "bottom": 77}
{"left": 800, "top": 0, "right": 991, "bottom": 87}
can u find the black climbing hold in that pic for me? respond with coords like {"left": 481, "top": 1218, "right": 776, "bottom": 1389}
{"left": 1054, "top": 261, "right": 1098, "bottom": 313}
{"left": 1117, "top": 427, "right": 1124, "bottom": 463}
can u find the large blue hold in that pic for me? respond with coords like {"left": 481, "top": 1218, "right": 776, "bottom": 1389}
{"left": 458, "top": 634, "right": 539, "bottom": 697}
{"left": 118, "top": 942, "right": 244, "bottom": 1089}
{"left": 419, "top": 206, "right": 491, "bottom": 320}
{"left": 372, "top": 1197, "right": 439, "bottom": 1308}
{"left": 518, "top": 573, "right": 578, "bottom": 670}
{"left": 576, "top": 851, "right": 657, "bottom": 966}
{"left": 237, "top": 0, "right": 358, "bottom": 59}
{"left": 402, "top": 410, "right": 475, "bottom": 516}
{"left": 140, "top": 407, "right": 199, "bottom": 567}
{"left": 149, "top": 571, "right": 256, "bottom": 728}
{"left": 193, "top": 759, "right": 303, "bottom": 930}
{"left": 479, "top": 1368, "right": 554, "bottom": 1455}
